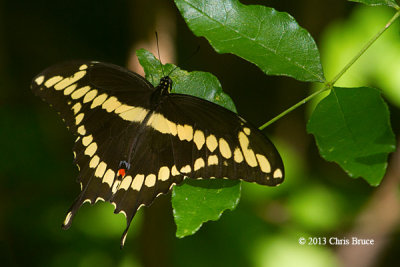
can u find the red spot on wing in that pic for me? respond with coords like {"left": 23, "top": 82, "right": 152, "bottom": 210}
{"left": 118, "top": 168, "right": 126, "bottom": 178}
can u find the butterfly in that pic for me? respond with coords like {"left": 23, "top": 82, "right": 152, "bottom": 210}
{"left": 31, "top": 60, "right": 284, "bottom": 247}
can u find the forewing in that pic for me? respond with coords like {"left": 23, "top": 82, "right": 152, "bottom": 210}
{"left": 31, "top": 61, "right": 155, "bottom": 135}
{"left": 156, "top": 94, "right": 285, "bottom": 186}
{"left": 31, "top": 61, "right": 158, "bottom": 234}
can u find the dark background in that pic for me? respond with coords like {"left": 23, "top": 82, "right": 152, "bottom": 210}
{"left": 1, "top": 0, "right": 399, "bottom": 266}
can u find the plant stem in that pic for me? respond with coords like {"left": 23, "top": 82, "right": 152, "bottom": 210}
{"left": 259, "top": 87, "right": 328, "bottom": 130}
{"left": 330, "top": 10, "right": 400, "bottom": 85}
{"left": 260, "top": 10, "right": 400, "bottom": 130}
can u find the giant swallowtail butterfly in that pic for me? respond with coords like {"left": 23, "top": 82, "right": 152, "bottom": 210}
{"left": 31, "top": 60, "right": 284, "bottom": 247}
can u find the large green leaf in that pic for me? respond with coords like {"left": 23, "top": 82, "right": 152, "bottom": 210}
{"left": 307, "top": 87, "right": 396, "bottom": 186}
{"left": 174, "top": 0, "right": 325, "bottom": 82}
{"left": 172, "top": 179, "right": 241, "bottom": 238}
{"left": 349, "top": 0, "right": 399, "bottom": 8}
{"left": 136, "top": 49, "right": 241, "bottom": 237}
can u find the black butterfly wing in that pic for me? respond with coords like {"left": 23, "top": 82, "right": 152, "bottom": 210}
{"left": 32, "top": 61, "right": 155, "bottom": 132}
{"left": 109, "top": 124, "right": 187, "bottom": 246}
{"left": 154, "top": 94, "right": 284, "bottom": 186}
{"left": 31, "top": 61, "right": 284, "bottom": 247}
{"left": 31, "top": 62, "right": 164, "bottom": 230}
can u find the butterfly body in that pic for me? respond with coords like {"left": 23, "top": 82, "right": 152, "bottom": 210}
{"left": 31, "top": 61, "right": 284, "bottom": 246}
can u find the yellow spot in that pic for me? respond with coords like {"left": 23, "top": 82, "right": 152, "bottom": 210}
{"left": 45, "top": 76, "right": 63, "bottom": 88}
{"left": 194, "top": 158, "right": 205, "bottom": 171}
{"left": 102, "top": 96, "right": 122, "bottom": 112}
{"left": 131, "top": 174, "right": 145, "bottom": 191}
{"left": 208, "top": 155, "right": 218, "bottom": 166}
{"left": 169, "top": 183, "right": 176, "bottom": 190}
{"left": 119, "top": 210, "right": 127, "bottom": 218}
{"left": 171, "top": 165, "right": 179, "bottom": 176}
{"left": 219, "top": 138, "right": 232, "bottom": 159}
{"left": 115, "top": 104, "right": 134, "bottom": 114}
{"left": 84, "top": 142, "right": 97, "bottom": 157}
{"left": 77, "top": 125, "right": 86, "bottom": 135}
{"left": 75, "top": 113, "right": 84, "bottom": 125}
{"left": 111, "top": 180, "right": 121, "bottom": 194}
{"left": 158, "top": 166, "right": 170, "bottom": 181}
{"left": 238, "top": 132, "right": 257, "bottom": 167}
{"left": 83, "top": 199, "right": 92, "bottom": 204}
{"left": 63, "top": 84, "right": 78, "bottom": 95}
{"left": 121, "top": 233, "right": 128, "bottom": 247}
{"left": 243, "top": 127, "right": 251, "bottom": 135}
{"left": 71, "top": 102, "right": 82, "bottom": 115}
{"left": 114, "top": 180, "right": 123, "bottom": 194}
{"left": 82, "top": 135, "right": 93, "bottom": 147}
{"left": 95, "top": 197, "right": 105, "bottom": 203}
{"left": 256, "top": 154, "right": 271, "bottom": 173}
{"left": 103, "top": 169, "right": 115, "bottom": 186}
{"left": 234, "top": 147, "right": 243, "bottom": 163}
{"left": 79, "top": 64, "right": 88, "bottom": 70}
{"left": 91, "top": 93, "right": 108, "bottom": 109}
{"left": 180, "top": 165, "right": 191, "bottom": 174}
{"left": 177, "top": 124, "right": 193, "bottom": 141}
{"left": 54, "top": 70, "right": 86, "bottom": 90}
{"left": 63, "top": 211, "right": 72, "bottom": 226}
{"left": 119, "top": 175, "right": 132, "bottom": 190}
{"left": 35, "top": 75, "right": 44, "bottom": 85}
{"left": 273, "top": 168, "right": 283, "bottom": 179}
{"left": 147, "top": 113, "right": 171, "bottom": 135}
{"left": 119, "top": 107, "right": 148, "bottom": 122}
{"left": 206, "top": 134, "right": 218, "bottom": 152}
{"left": 94, "top": 161, "right": 107, "bottom": 178}
{"left": 145, "top": 174, "right": 156, "bottom": 187}
{"left": 167, "top": 120, "right": 177, "bottom": 136}
{"left": 193, "top": 130, "right": 205, "bottom": 150}
{"left": 83, "top": 89, "right": 98, "bottom": 103}
{"left": 89, "top": 155, "right": 100, "bottom": 168}
{"left": 71, "top": 86, "right": 91, "bottom": 100}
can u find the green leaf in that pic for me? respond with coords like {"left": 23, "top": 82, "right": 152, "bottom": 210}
{"left": 172, "top": 179, "right": 241, "bottom": 238}
{"left": 307, "top": 87, "right": 396, "bottom": 186}
{"left": 174, "top": 0, "right": 325, "bottom": 82}
{"left": 349, "top": 0, "right": 399, "bottom": 8}
{"left": 136, "top": 48, "right": 241, "bottom": 237}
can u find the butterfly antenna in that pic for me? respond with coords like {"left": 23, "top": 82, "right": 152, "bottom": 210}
{"left": 167, "top": 45, "right": 200, "bottom": 77}
{"left": 155, "top": 32, "right": 165, "bottom": 77}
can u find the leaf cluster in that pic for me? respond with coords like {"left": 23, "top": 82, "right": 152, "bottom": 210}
{"left": 138, "top": 0, "right": 398, "bottom": 237}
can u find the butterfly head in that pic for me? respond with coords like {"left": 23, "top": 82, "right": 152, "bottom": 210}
{"left": 159, "top": 76, "right": 173, "bottom": 94}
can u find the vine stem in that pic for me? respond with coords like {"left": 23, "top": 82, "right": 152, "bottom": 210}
{"left": 259, "top": 87, "right": 327, "bottom": 130}
{"left": 259, "top": 9, "right": 400, "bottom": 131}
